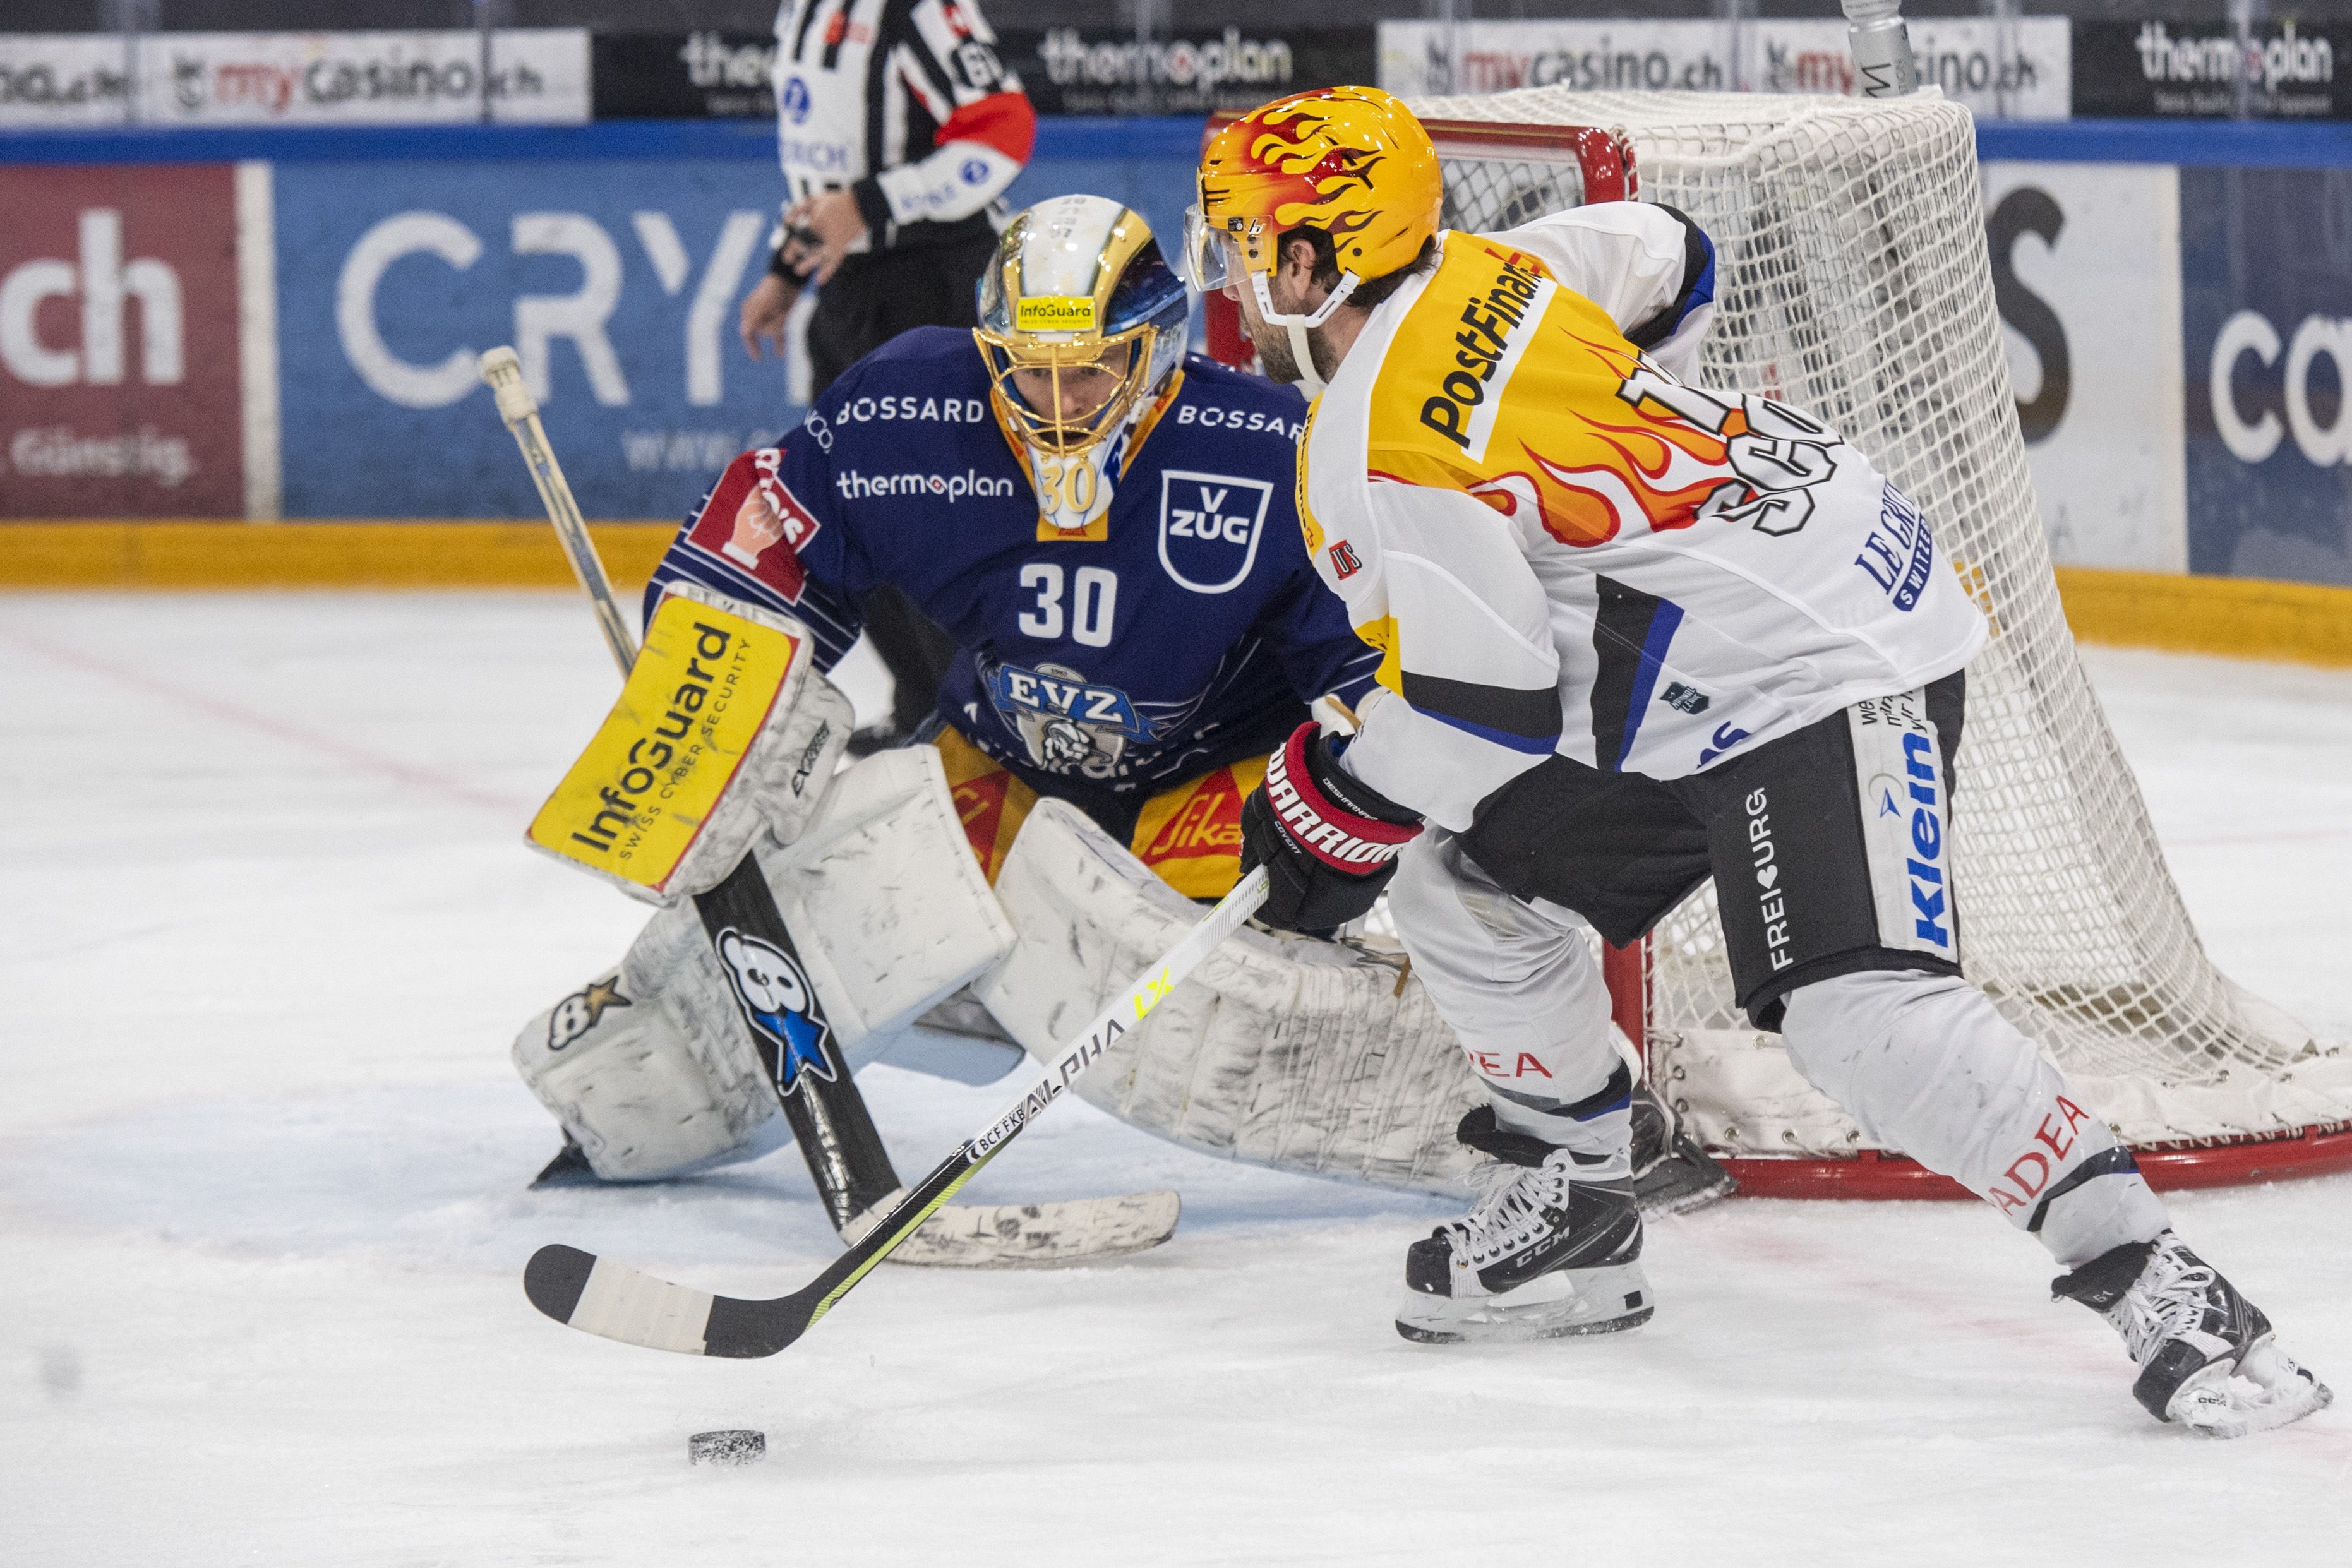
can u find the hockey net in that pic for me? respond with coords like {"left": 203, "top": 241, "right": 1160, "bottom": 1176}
{"left": 1331, "top": 88, "right": 2352, "bottom": 1195}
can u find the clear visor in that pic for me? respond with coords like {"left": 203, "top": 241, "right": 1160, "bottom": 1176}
{"left": 1178, "top": 206, "right": 1250, "bottom": 293}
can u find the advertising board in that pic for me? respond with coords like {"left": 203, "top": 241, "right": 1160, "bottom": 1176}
{"left": 0, "top": 34, "right": 135, "bottom": 128}
{"left": 0, "top": 162, "right": 253, "bottom": 518}
{"left": 1376, "top": 18, "right": 2070, "bottom": 120}
{"left": 2075, "top": 20, "right": 2349, "bottom": 119}
{"left": 1983, "top": 161, "right": 2188, "bottom": 572}
{"left": 0, "top": 30, "right": 589, "bottom": 128}
{"left": 273, "top": 156, "right": 788, "bottom": 518}
{"left": 2180, "top": 166, "right": 2352, "bottom": 583}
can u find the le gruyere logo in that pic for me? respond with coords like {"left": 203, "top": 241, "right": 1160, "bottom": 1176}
{"left": 1014, "top": 294, "right": 1096, "bottom": 332}
{"left": 527, "top": 597, "right": 800, "bottom": 895}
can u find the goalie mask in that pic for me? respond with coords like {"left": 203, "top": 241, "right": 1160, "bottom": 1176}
{"left": 976, "top": 195, "right": 1189, "bottom": 537}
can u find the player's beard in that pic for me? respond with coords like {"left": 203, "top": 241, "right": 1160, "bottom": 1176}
{"left": 1245, "top": 313, "right": 1335, "bottom": 387}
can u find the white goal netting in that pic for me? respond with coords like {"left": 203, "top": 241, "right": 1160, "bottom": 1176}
{"left": 1401, "top": 86, "right": 2352, "bottom": 1160}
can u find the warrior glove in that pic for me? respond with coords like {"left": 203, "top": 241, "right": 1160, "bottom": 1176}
{"left": 1239, "top": 722, "right": 1423, "bottom": 933}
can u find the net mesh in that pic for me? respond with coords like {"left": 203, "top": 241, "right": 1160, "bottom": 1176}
{"left": 1399, "top": 87, "right": 2352, "bottom": 1154}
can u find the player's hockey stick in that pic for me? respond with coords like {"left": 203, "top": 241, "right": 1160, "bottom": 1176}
{"left": 478, "top": 347, "right": 1177, "bottom": 1266}
{"left": 523, "top": 867, "right": 1266, "bottom": 1358}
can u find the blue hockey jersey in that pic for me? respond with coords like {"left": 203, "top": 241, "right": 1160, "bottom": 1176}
{"left": 647, "top": 327, "right": 1379, "bottom": 797}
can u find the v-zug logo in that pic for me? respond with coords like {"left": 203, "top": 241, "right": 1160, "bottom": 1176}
{"left": 1158, "top": 469, "right": 1272, "bottom": 594}
{"left": 714, "top": 928, "right": 836, "bottom": 1094}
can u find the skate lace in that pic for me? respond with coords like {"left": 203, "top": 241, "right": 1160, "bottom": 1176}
{"left": 1444, "top": 1157, "right": 1576, "bottom": 1267}
{"left": 2109, "top": 1243, "right": 2219, "bottom": 1367}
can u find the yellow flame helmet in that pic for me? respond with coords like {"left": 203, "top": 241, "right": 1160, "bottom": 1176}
{"left": 975, "top": 195, "right": 1189, "bottom": 460}
{"left": 1183, "top": 85, "right": 1444, "bottom": 317}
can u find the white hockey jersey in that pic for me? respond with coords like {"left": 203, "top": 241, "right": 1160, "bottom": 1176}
{"left": 1298, "top": 204, "right": 1989, "bottom": 829}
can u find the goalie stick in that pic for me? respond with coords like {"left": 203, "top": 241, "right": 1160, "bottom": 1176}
{"left": 524, "top": 866, "right": 1268, "bottom": 1358}
{"left": 478, "top": 347, "right": 1177, "bottom": 1267}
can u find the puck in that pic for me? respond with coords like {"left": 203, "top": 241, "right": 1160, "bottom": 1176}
{"left": 687, "top": 1428, "right": 766, "bottom": 1466}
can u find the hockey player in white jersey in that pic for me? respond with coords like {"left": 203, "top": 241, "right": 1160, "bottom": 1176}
{"left": 1191, "top": 85, "right": 2329, "bottom": 1436}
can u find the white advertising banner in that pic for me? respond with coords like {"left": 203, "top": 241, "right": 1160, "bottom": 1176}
{"left": 136, "top": 30, "right": 589, "bottom": 125}
{"left": 1983, "top": 162, "right": 2187, "bottom": 572}
{"left": 0, "top": 30, "right": 594, "bottom": 127}
{"left": 1377, "top": 18, "right": 2071, "bottom": 121}
{"left": 0, "top": 34, "right": 136, "bottom": 126}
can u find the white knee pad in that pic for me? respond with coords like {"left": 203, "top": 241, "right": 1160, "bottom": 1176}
{"left": 513, "top": 746, "right": 1016, "bottom": 1180}
{"left": 1780, "top": 969, "right": 2168, "bottom": 1264}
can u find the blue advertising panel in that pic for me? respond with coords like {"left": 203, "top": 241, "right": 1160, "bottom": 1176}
{"left": 272, "top": 136, "right": 1202, "bottom": 518}
{"left": 2180, "top": 165, "right": 2352, "bottom": 584}
{"left": 277, "top": 154, "right": 801, "bottom": 518}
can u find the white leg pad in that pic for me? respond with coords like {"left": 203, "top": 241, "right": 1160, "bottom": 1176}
{"left": 765, "top": 746, "right": 1016, "bottom": 1046}
{"left": 975, "top": 799, "right": 1491, "bottom": 1197}
{"left": 512, "top": 746, "right": 1017, "bottom": 1180}
{"left": 513, "top": 902, "right": 780, "bottom": 1181}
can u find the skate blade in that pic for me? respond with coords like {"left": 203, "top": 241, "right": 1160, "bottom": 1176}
{"left": 1395, "top": 1261, "right": 1653, "bottom": 1345}
{"left": 2168, "top": 1338, "right": 2334, "bottom": 1439}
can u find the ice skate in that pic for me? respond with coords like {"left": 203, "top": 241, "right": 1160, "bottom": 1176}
{"left": 1396, "top": 1108, "right": 1652, "bottom": 1344}
{"left": 2053, "top": 1233, "right": 2332, "bottom": 1437}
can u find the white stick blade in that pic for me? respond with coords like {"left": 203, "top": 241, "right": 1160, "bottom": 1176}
{"left": 881, "top": 1192, "right": 1181, "bottom": 1269}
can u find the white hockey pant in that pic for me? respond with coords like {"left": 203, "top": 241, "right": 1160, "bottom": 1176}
{"left": 1391, "top": 836, "right": 2171, "bottom": 1268}
{"left": 1388, "top": 835, "right": 1630, "bottom": 1164}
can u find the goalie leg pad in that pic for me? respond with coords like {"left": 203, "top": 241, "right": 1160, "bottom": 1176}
{"left": 976, "top": 798, "right": 1490, "bottom": 1197}
{"left": 513, "top": 745, "right": 1017, "bottom": 1181}
{"left": 514, "top": 901, "right": 782, "bottom": 1182}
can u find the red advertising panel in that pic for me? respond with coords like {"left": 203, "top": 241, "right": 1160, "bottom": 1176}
{"left": 0, "top": 164, "right": 243, "bottom": 517}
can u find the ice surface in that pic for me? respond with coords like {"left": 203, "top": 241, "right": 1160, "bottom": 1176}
{"left": 3, "top": 595, "right": 2347, "bottom": 1565}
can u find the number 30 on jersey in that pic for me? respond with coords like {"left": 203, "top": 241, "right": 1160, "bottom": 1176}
{"left": 1017, "top": 563, "right": 1119, "bottom": 647}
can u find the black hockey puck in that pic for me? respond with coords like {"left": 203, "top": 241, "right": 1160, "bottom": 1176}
{"left": 687, "top": 1429, "right": 766, "bottom": 1466}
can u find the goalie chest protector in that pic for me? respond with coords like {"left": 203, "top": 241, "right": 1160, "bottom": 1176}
{"left": 647, "top": 328, "right": 1379, "bottom": 796}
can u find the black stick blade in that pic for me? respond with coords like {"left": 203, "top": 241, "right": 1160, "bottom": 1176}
{"left": 524, "top": 1244, "right": 596, "bottom": 1320}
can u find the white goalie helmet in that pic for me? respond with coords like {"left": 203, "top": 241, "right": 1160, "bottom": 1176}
{"left": 975, "top": 195, "right": 1191, "bottom": 535}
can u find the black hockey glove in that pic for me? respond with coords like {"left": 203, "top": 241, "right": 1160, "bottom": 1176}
{"left": 1239, "top": 722, "right": 1424, "bottom": 934}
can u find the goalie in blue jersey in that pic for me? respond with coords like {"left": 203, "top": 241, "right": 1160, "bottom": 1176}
{"left": 653, "top": 191, "right": 1377, "bottom": 895}
{"left": 512, "top": 195, "right": 1727, "bottom": 1236}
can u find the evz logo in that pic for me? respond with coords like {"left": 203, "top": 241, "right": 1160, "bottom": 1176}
{"left": 1158, "top": 469, "right": 1272, "bottom": 594}
{"left": 547, "top": 976, "right": 630, "bottom": 1052}
{"left": 715, "top": 928, "right": 835, "bottom": 1094}
{"left": 984, "top": 659, "right": 1148, "bottom": 779}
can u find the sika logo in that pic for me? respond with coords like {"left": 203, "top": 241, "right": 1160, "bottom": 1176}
{"left": 1745, "top": 787, "right": 1792, "bottom": 971}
